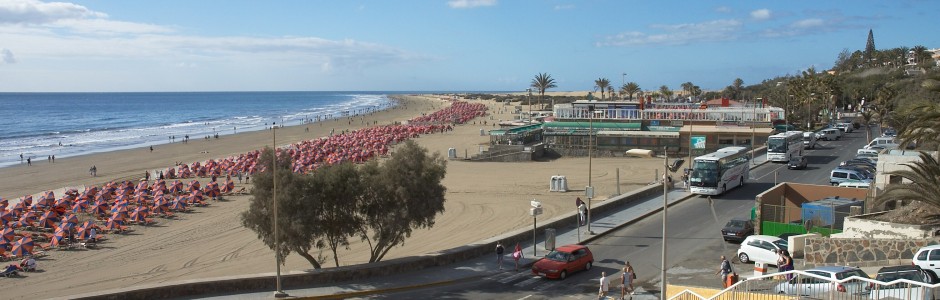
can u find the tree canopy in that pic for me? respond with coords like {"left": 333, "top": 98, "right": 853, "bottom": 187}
{"left": 241, "top": 140, "right": 447, "bottom": 268}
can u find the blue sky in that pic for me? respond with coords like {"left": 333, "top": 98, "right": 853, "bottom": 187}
{"left": 0, "top": 0, "right": 936, "bottom": 92}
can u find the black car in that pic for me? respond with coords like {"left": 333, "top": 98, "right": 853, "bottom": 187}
{"left": 787, "top": 156, "right": 807, "bottom": 170}
{"left": 869, "top": 265, "right": 935, "bottom": 299}
{"left": 721, "top": 218, "right": 754, "bottom": 242}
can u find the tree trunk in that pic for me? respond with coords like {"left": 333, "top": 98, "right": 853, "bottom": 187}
{"left": 297, "top": 251, "right": 322, "bottom": 269}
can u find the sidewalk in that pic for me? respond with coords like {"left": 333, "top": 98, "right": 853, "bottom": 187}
{"left": 203, "top": 152, "right": 771, "bottom": 299}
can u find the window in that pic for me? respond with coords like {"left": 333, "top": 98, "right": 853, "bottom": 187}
{"left": 889, "top": 175, "right": 902, "bottom": 184}
{"left": 917, "top": 250, "right": 929, "bottom": 261}
{"left": 849, "top": 174, "right": 860, "bottom": 180}
{"left": 928, "top": 250, "right": 940, "bottom": 261}
{"left": 833, "top": 172, "right": 847, "bottom": 179}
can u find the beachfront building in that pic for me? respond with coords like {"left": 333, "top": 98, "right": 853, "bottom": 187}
{"left": 544, "top": 100, "right": 782, "bottom": 156}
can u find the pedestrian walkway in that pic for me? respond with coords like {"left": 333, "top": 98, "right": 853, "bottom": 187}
{"left": 201, "top": 152, "right": 771, "bottom": 299}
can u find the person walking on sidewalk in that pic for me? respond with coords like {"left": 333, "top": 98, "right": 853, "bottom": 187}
{"left": 715, "top": 255, "right": 735, "bottom": 288}
{"left": 578, "top": 202, "right": 587, "bottom": 226}
{"left": 495, "top": 241, "right": 505, "bottom": 270}
{"left": 598, "top": 271, "right": 609, "bottom": 299}
{"left": 621, "top": 262, "right": 635, "bottom": 299}
{"left": 512, "top": 243, "right": 524, "bottom": 271}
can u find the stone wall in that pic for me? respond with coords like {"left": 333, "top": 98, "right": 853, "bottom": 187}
{"left": 801, "top": 237, "right": 940, "bottom": 268}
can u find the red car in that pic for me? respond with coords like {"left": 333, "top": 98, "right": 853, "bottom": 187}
{"left": 531, "top": 244, "right": 594, "bottom": 279}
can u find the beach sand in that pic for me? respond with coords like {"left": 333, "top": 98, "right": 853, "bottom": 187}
{"left": 0, "top": 95, "right": 663, "bottom": 299}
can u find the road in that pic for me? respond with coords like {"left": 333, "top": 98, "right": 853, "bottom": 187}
{"left": 369, "top": 126, "right": 875, "bottom": 299}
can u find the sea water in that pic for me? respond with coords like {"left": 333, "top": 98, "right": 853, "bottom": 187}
{"left": 0, "top": 91, "right": 398, "bottom": 168}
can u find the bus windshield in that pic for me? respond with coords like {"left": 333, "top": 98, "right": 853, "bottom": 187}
{"left": 690, "top": 160, "right": 719, "bottom": 187}
{"left": 768, "top": 138, "right": 787, "bottom": 153}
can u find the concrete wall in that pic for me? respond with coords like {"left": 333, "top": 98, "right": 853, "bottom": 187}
{"left": 74, "top": 183, "right": 667, "bottom": 300}
{"left": 801, "top": 237, "right": 938, "bottom": 268}
{"left": 834, "top": 212, "right": 940, "bottom": 239}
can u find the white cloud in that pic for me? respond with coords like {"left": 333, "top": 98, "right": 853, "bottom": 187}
{"left": 598, "top": 19, "right": 742, "bottom": 46}
{"left": 554, "top": 4, "right": 575, "bottom": 10}
{"left": 714, "top": 6, "right": 731, "bottom": 13}
{"left": 792, "top": 18, "right": 824, "bottom": 28}
{"left": 0, "top": 0, "right": 105, "bottom": 25}
{"left": 447, "top": 0, "right": 496, "bottom": 9}
{"left": 750, "top": 9, "right": 771, "bottom": 21}
{"left": 0, "top": 48, "right": 15, "bottom": 63}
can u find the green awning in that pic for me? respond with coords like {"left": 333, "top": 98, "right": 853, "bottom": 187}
{"left": 542, "top": 121, "right": 641, "bottom": 131}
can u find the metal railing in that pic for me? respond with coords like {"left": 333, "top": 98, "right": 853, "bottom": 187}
{"left": 669, "top": 269, "right": 940, "bottom": 300}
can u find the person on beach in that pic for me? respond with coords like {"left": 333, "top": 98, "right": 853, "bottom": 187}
{"left": 26, "top": 158, "right": 31, "bottom": 166}
{"left": 51, "top": 155, "right": 54, "bottom": 163}
{"left": 237, "top": 171, "right": 243, "bottom": 184}
{"left": 150, "top": 145, "right": 154, "bottom": 152}
{"left": 495, "top": 241, "right": 505, "bottom": 270}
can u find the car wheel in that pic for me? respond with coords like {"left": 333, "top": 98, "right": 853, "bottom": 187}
{"left": 559, "top": 270, "right": 567, "bottom": 280}
{"left": 585, "top": 261, "right": 592, "bottom": 271}
{"left": 738, "top": 252, "right": 750, "bottom": 263}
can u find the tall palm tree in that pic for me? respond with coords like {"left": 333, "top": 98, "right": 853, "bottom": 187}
{"left": 896, "top": 103, "right": 940, "bottom": 151}
{"left": 622, "top": 82, "right": 641, "bottom": 100}
{"left": 859, "top": 110, "right": 876, "bottom": 142}
{"left": 871, "top": 152, "right": 940, "bottom": 211}
{"left": 912, "top": 45, "right": 929, "bottom": 65}
{"left": 607, "top": 86, "right": 615, "bottom": 101}
{"left": 594, "top": 78, "right": 611, "bottom": 100}
{"left": 530, "top": 73, "right": 557, "bottom": 110}
{"left": 681, "top": 82, "right": 694, "bottom": 99}
{"left": 659, "top": 85, "right": 671, "bottom": 101}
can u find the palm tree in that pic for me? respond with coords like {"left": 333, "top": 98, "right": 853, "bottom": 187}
{"left": 622, "top": 82, "right": 641, "bottom": 100}
{"left": 681, "top": 82, "right": 694, "bottom": 99}
{"left": 594, "top": 78, "right": 611, "bottom": 100}
{"left": 732, "top": 78, "right": 744, "bottom": 99}
{"left": 607, "top": 86, "right": 615, "bottom": 101}
{"left": 871, "top": 152, "right": 940, "bottom": 212}
{"left": 659, "top": 85, "right": 671, "bottom": 101}
{"left": 530, "top": 73, "right": 557, "bottom": 110}
{"left": 912, "top": 45, "right": 929, "bottom": 65}
{"left": 896, "top": 103, "right": 940, "bottom": 151}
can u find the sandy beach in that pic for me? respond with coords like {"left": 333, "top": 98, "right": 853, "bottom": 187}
{"left": 0, "top": 95, "right": 663, "bottom": 299}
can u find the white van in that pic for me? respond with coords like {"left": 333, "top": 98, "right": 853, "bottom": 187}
{"left": 838, "top": 181, "right": 871, "bottom": 189}
{"left": 856, "top": 148, "right": 880, "bottom": 156}
{"left": 802, "top": 132, "right": 818, "bottom": 149}
{"left": 865, "top": 137, "right": 895, "bottom": 149}
{"left": 818, "top": 128, "right": 842, "bottom": 141}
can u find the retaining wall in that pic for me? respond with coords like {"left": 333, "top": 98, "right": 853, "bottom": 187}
{"left": 74, "top": 184, "right": 666, "bottom": 300}
{"left": 802, "top": 237, "right": 939, "bottom": 268}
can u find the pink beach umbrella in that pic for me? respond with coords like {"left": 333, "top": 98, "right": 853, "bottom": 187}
{"left": 37, "top": 211, "right": 57, "bottom": 229}
{"left": 11, "top": 236, "right": 34, "bottom": 256}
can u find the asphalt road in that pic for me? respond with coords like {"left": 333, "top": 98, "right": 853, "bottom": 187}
{"left": 368, "top": 126, "right": 876, "bottom": 299}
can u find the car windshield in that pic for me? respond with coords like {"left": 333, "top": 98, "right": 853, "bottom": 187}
{"left": 726, "top": 220, "right": 749, "bottom": 228}
{"left": 836, "top": 269, "right": 868, "bottom": 280}
{"left": 788, "top": 157, "right": 802, "bottom": 163}
{"left": 773, "top": 239, "right": 789, "bottom": 249}
{"left": 544, "top": 250, "right": 572, "bottom": 262}
{"left": 876, "top": 270, "right": 927, "bottom": 283}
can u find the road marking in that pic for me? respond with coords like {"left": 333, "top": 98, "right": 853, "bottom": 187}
{"left": 514, "top": 277, "right": 541, "bottom": 288}
{"left": 498, "top": 272, "right": 530, "bottom": 284}
{"left": 516, "top": 295, "right": 533, "bottom": 300}
{"left": 534, "top": 280, "right": 562, "bottom": 291}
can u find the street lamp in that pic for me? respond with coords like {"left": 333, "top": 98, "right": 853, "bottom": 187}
{"left": 753, "top": 98, "right": 760, "bottom": 164}
{"left": 621, "top": 73, "right": 627, "bottom": 100}
{"left": 586, "top": 104, "right": 595, "bottom": 235}
{"left": 272, "top": 123, "right": 288, "bottom": 298}
{"left": 527, "top": 88, "right": 533, "bottom": 118}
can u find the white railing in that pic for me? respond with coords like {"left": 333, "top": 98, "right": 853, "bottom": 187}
{"left": 553, "top": 107, "right": 784, "bottom": 122}
{"left": 669, "top": 269, "right": 940, "bottom": 300}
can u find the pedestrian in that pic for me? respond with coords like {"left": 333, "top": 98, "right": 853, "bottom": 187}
{"left": 624, "top": 262, "right": 635, "bottom": 297}
{"left": 715, "top": 255, "right": 735, "bottom": 288}
{"left": 495, "top": 241, "right": 505, "bottom": 270}
{"left": 51, "top": 155, "right": 54, "bottom": 163}
{"left": 237, "top": 171, "right": 243, "bottom": 184}
{"left": 26, "top": 158, "right": 31, "bottom": 166}
{"left": 145, "top": 171, "right": 150, "bottom": 181}
{"left": 150, "top": 145, "right": 154, "bottom": 152}
{"left": 48, "top": 155, "right": 51, "bottom": 162}
{"left": 598, "top": 271, "right": 609, "bottom": 299}
{"left": 578, "top": 202, "right": 587, "bottom": 226}
{"left": 159, "top": 170, "right": 164, "bottom": 180}
{"left": 92, "top": 165, "right": 97, "bottom": 177}
{"left": 781, "top": 250, "right": 794, "bottom": 280}
{"left": 576, "top": 197, "right": 583, "bottom": 208}
{"left": 245, "top": 174, "right": 249, "bottom": 183}
{"left": 512, "top": 242, "right": 524, "bottom": 271}
{"left": 20, "top": 153, "right": 23, "bottom": 162}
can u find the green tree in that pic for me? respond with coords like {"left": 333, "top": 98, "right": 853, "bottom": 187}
{"left": 732, "top": 78, "right": 744, "bottom": 100}
{"left": 865, "top": 29, "right": 876, "bottom": 66}
{"left": 594, "top": 78, "right": 610, "bottom": 100}
{"left": 356, "top": 140, "right": 447, "bottom": 263}
{"left": 530, "top": 73, "right": 557, "bottom": 110}
{"left": 659, "top": 85, "right": 671, "bottom": 101}
{"left": 622, "top": 82, "right": 641, "bottom": 100}
{"left": 241, "top": 147, "right": 328, "bottom": 269}
{"left": 912, "top": 45, "right": 930, "bottom": 66}
{"left": 309, "top": 162, "right": 364, "bottom": 267}
{"left": 681, "top": 82, "right": 694, "bottom": 98}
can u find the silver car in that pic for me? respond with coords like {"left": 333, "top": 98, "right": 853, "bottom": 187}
{"left": 774, "top": 266, "right": 870, "bottom": 296}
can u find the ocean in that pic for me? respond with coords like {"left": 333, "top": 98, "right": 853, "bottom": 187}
{"left": 0, "top": 91, "right": 398, "bottom": 168}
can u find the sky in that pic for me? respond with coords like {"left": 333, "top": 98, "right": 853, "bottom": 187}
{"left": 0, "top": 0, "right": 937, "bottom": 92}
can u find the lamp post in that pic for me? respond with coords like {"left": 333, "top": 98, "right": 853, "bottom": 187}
{"left": 272, "top": 123, "right": 288, "bottom": 298}
{"left": 661, "top": 146, "right": 669, "bottom": 300}
{"left": 527, "top": 88, "right": 533, "bottom": 118}
{"left": 586, "top": 104, "right": 595, "bottom": 235}
{"left": 753, "top": 99, "right": 759, "bottom": 164}
{"left": 621, "top": 73, "right": 627, "bottom": 100}
{"left": 809, "top": 93, "right": 815, "bottom": 130}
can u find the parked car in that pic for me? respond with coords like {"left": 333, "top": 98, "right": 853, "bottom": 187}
{"left": 531, "top": 244, "right": 594, "bottom": 279}
{"left": 868, "top": 265, "right": 935, "bottom": 299}
{"left": 883, "top": 128, "right": 897, "bottom": 137}
{"left": 830, "top": 167, "right": 873, "bottom": 186}
{"left": 787, "top": 156, "right": 808, "bottom": 170}
{"left": 818, "top": 128, "right": 842, "bottom": 141}
{"left": 865, "top": 137, "right": 896, "bottom": 149}
{"left": 838, "top": 181, "right": 871, "bottom": 189}
{"left": 721, "top": 218, "right": 754, "bottom": 242}
{"left": 841, "top": 159, "right": 877, "bottom": 170}
{"left": 773, "top": 266, "right": 870, "bottom": 296}
{"left": 737, "top": 235, "right": 787, "bottom": 265}
{"left": 912, "top": 245, "right": 940, "bottom": 282}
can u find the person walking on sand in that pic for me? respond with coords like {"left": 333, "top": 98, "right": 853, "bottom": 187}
{"left": 237, "top": 171, "right": 243, "bottom": 184}
{"left": 495, "top": 241, "right": 505, "bottom": 270}
{"left": 26, "top": 157, "right": 31, "bottom": 166}
{"left": 598, "top": 271, "right": 609, "bottom": 299}
{"left": 150, "top": 145, "right": 153, "bottom": 152}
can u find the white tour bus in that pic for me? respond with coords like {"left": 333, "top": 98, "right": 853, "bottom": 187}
{"left": 767, "top": 131, "right": 804, "bottom": 162}
{"left": 689, "top": 146, "right": 751, "bottom": 196}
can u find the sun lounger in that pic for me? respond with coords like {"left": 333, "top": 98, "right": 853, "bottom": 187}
{"left": 0, "top": 267, "right": 17, "bottom": 277}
